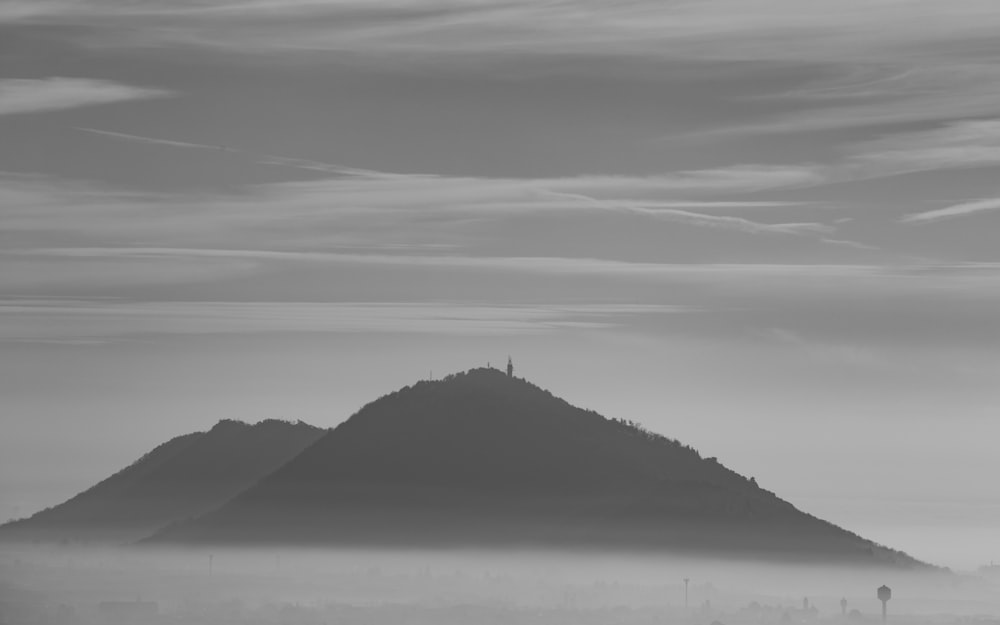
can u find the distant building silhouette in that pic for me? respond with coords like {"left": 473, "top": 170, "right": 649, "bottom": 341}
{"left": 877, "top": 585, "right": 891, "bottom": 622}
{"left": 979, "top": 561, "right": 1000, "bottom": 579}
{"left": 507, "top": 357, "right": 514, "bottom": 378}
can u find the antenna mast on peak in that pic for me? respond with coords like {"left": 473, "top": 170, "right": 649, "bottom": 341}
{"left": 506, "top": 356, "right": 514, "bottom": 378}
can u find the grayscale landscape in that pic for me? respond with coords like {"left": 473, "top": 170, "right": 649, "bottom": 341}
{"left": 2, "top": 1, "right": 999, "bottom": 625}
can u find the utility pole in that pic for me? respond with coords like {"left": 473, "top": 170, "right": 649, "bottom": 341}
{"left": 684, "top": 578, "right": 690, "bottom": 610}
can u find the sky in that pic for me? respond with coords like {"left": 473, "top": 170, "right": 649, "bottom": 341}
{"left": 2, "top": 0, "right": 999, "bottom": 571}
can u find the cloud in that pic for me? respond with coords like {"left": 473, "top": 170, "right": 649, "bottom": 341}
{"left": 14, "top": 0, "right": 1000, "bottom": 61}
{"left": 901, "top": 198, "right": 1000, "bottom": 224}
{"left": 0, "top": 299, "right": 684, "bottom": 341}
{"left": 466, "top": 188, "right": 830, "bottom": 235}
{"left": 17, "top": 246, "right": 1000, "bottom": 292}
{"left": 0, "top": 167, "right": 860, "bottom": 305}
{"left": 698, "top": 116, "right": 1000, "bottom": 187}
{"left": 697, "top": 65, "right": 1000, "bottom": 136}
{"left": 80, "top": 128, "right": 832, "bottom": 193}
{"left": 5, "top": 246, "right": 836, "bottom": 278}
{"left": 636, "top": 210, "right": 833, "bottom": 235}
{"left": 0, "top": 78, "right": 170, "bottom": 115}
{"left": 0, "top": 246, "right": 909, "bottom": 303}
{"left": 78, "top": 127, "right": 830, "bottom": 204}
{"left": 6, "top": 251, "right": 1000, "bottom": 353}
{"left": 10, "top": 1, "right": 1000, "bottom": 136}
{"left": 820, "top": 238, "right": 881, "bottom": 252}
{"left": 75, "top": 127, "right": 218, "bottom": 151}
{"left": 0, "top": 162, "right": 879, "bottom": 297}
{"left": 75, "top": 127, "right": 398, "bottom": 178}
{"left": 0, "top": 162, "right": 832, "bottom": 246}
{"left": 847, "top": 119, "right": 1000, "bottom": 178}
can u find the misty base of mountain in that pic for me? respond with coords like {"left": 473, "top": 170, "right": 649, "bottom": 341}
{"left": 3, "top": 368, "right": 926, "bottom": 569}
{"left": 147, "top": 486, "right": 908, "bottom": 566}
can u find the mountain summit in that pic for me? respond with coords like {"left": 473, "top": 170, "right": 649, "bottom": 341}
{"left": 148, "top": 369, "right": 921, "bottom": 567}
{"left": 1, "top": 419, "right": 325, "bottom": 544}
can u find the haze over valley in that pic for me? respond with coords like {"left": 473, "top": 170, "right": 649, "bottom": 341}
{"left": 3, "top": 0, "right": 1000, "bottom": 623}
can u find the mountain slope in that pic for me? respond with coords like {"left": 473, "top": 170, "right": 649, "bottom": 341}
{"left": 0, "top": 419, "right": 326, "bottom": 544}
{"left": 148, "top": 369, "right": 922, "bottom": 567}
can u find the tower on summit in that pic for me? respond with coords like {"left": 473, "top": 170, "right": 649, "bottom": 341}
{"left": 507, "top": 356, "right": 514, "bottom": 378}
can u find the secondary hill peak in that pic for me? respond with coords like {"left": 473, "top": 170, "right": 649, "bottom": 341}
{"left": 1, "top": 418, "right": 326, "bottom": 544}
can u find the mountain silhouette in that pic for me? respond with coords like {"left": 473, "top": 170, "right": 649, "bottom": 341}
{"left": 0, "top": 419, "right": 325, "bottom": 544}
{"left": 146, "top": 369, "right": 923, "bottom": 567}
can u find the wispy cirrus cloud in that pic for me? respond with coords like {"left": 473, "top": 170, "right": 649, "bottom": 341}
{"left": 7, "top": 1, "right": 1000, "bottom": 144}
{"left": 69, "top": 120, "right": 1000, "bottom": 219}
{"left": 0, "top": 78, "right": 170, "bottom": 116}
{"left": 848, "top": 119, "right": 1000, "bottom": 178}
{"left": 79, "top": 127, "right": 830, "bottom": 193}
{"left": 17, "top": 246, "right": 1000, "bottom": 294}
{"left": 8, "top": 248, "right": 1000, "bottom": 359}
{"left": 0, "top": 159, "right": 833, "bottom": 246}
{"left": 528, "top": 196, "right": 833, "bottom": 236}
{"left": 702, "top": 116, "right": 1000, "bottom": 187}
{"left": 6, "top": 246, "right": 851, "bottom": 278}
{"left": 901, "top": 198, "right": 1000, "bottom": 224}
{"left": 0, "top": 298, "right": 687, "bottom": 342}
{"left": 74, "top": 127, "right": 398, "bottom": 179}
{"left": 698, "top": 65, "right": 1000, "bottom": 137}
{"left": 74, "top": 127, "right": 218, "bottom": 151}
{"left": 10, "top": 0, "right": 1000, "bottom": 61}
{"left": 629, "top": 208, "right": 833, "bottom": 236}
{"left": 0, "top": 162, "right": 856, "bottom": 305}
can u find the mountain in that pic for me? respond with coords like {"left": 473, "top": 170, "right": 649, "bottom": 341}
{"left": 0, "top": 419, "right": 326, "bottom": 544}
{"left": 147, "top": 369, "right": 923, "bottom": 567}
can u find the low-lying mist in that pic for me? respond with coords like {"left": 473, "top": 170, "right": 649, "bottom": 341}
{"left": 3, "top": 544, "right": 997, "bottom": 625}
